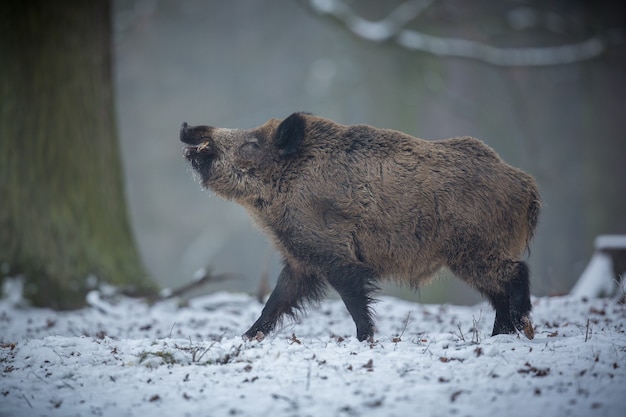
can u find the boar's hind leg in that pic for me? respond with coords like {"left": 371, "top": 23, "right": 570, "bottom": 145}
{"left": 484, "top": 261, "right": 533, "bottom": 339}
{"left": 506, "top": 261, "right": 534, "bottom": 339}
{"left": 451, "top": 259, "right": 534, "bottom": 339}
{"left": 327, "top": 264, "right": 379, "bottom": 342}
{"left": 243, "top": 263, "right": 325, "bottom": 340}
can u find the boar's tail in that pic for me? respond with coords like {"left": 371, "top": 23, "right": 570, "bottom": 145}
{"left": 525, "top": 190, "right": 542, "bottom": 257}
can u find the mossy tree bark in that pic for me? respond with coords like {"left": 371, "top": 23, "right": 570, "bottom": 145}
{"left": 0, "top": 0, "right": 156, "bottom": 308}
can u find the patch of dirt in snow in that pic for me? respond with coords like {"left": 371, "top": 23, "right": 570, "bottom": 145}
{"left": 1, "top": 292, "right": 625, "bottom": 417}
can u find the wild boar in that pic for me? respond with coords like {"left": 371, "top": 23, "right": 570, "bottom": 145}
{"left": 180, "top": 112, "right": 541, "bottom": 341}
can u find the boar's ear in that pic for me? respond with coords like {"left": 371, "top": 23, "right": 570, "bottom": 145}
{"left": 275, "top": 112, "right": 306, "bottom": 157}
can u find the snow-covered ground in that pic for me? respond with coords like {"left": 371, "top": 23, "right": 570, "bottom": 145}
{"left": 1, "top": 289, "right": 625, "bottom": 417}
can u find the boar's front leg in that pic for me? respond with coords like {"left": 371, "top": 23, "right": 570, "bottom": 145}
{"left": 244, "top": 262, "right": 325, "bottom": 340}
{"left": 326, "top": 263, "right": 379, "bottom": 342}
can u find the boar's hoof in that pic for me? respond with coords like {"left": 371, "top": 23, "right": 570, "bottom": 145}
{"left": 491, "top": 318, "right": 516, "bottom": 338}
{"left": 356, "top": 328, "right": 374, "bottom": 342}
{"left": 492, "top": 314, "right": 534, "bottom": 340}
{"left": 519, "top": 315, "right": 535, "bottom": 340}
{"left": 243, "top": 330, "right": 266, "bottom": 342}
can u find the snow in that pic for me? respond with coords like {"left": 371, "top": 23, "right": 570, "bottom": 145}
{"left": 570, "top": 235, "right": 626, "bottom": 298}
{"left": 571, "top": 251, "right": 616, "bottom": 298}
{"left": 1, "top": 290, "right": 625, "bottom": 417}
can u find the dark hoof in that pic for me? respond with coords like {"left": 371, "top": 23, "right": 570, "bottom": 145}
{"left": 356, "top": 328, "right": 374, "bottom": 342}
{"left": 491, "top": 318, "right": 516, "bottom": 337}
{"left": 492, "top": 315, "right": 534, "bottom": 340}
{"left": 243, "top": 330, "right": 265, "bottom": 341}
{"left": 491, "top": 327, "right": 516, "bottom": 337}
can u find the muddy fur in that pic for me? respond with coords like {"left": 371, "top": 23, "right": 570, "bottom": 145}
{"left": 180, "top": 113, "right": 541, "bottom": 341}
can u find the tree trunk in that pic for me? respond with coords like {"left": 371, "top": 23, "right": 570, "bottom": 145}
{"left": 0, "top": 0, "right": 156, "bottom": 308}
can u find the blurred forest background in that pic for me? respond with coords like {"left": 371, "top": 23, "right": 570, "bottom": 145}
{"left": 113, "top": 0, "right": 625, "bottom": 304}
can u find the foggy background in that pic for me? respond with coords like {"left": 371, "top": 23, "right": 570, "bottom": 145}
{"left": 112, "top": 0, "right": 626, "bottom": 304}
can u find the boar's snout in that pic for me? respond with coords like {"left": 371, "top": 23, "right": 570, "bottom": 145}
{"left": 180, "top": 122, "right": 217, "bottom": 161}
{"left": 180, "top": 122, "right": 214, "bottom": 146}
{"left": 180, "top": 124, "right": 218, "bottom": 175}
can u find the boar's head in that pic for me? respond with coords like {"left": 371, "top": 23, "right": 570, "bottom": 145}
{"left": 180, "top": 113, "right": 306, "bottom": 202}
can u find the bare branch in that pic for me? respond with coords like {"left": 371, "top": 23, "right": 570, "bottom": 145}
{"left": 397, "top": 30, "right": 604, "bottom": 66}
{"left": 150, "top": 270, "right": 240, "bottom": 303}
{"left": 308, "top": 0, "right": 607, "bottom": 66}
{"left": 311, "top": 0, "right": 435, "bottom": 42}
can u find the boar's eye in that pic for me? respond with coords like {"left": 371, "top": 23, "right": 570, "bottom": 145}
{"left": 238, "top": 140, "right": 261, "bottom": 161}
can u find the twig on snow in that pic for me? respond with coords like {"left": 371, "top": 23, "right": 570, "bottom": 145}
{"left": 150, "top": 271, "right": 240, "bottom": 304}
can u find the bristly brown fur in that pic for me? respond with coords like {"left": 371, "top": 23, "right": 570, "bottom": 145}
{"left": 180, "top": 112, "right": 541, "bottom": 341}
